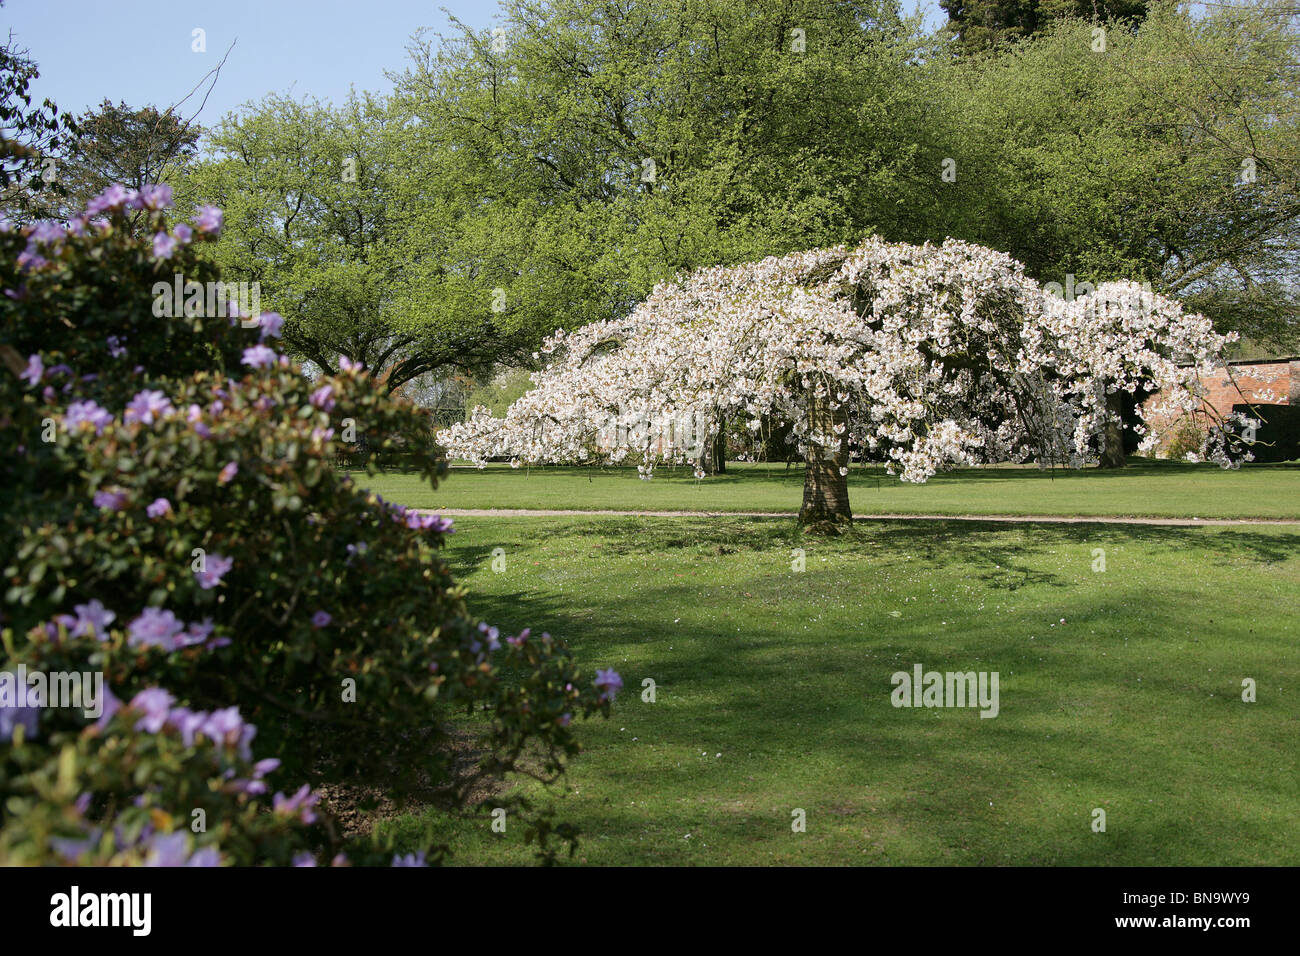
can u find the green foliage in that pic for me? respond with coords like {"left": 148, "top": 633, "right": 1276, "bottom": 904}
{"left": 179, "top": 1, "right": 935, "bottom": 389}
{"left": 174, "top": 0, "right": 1299, "bottom": 368}
{"left": 924, "top": 8, "right": 1300, "bottom": 350}
{"left": 464, "top": 369, "right": 536, "bottom": 420}
{"left": 180, "top": 92, "right": 539, "bottom": 393}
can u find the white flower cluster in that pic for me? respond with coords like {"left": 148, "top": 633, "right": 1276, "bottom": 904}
{"left": 439, "top": 237, "right": 1241, "bottom": 481}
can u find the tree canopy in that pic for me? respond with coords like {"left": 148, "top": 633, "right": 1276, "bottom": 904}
{"left": 175, "top": 0, "right": 1299, "bottom": 398}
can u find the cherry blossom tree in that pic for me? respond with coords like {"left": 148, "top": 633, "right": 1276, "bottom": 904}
{"left": 439, "top": 237, "right": 1248, "bottom": 529}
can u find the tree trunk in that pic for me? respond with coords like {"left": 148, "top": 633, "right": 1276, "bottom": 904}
{"left": 1099, "top": 391, "right": 1126, "bottom": 469}
{"left": 799, "top": 393, "right": 852, "bottom": 531}
{"left": 697, "top": 416, "right": 728, "bottom": 475}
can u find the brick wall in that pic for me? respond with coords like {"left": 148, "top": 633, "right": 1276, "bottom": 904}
{"left": 1195, "top": 359, "right": 1298, "bottom": 412}
{"left": 1142, "top": 358, "right": 1298, "bottom": 456}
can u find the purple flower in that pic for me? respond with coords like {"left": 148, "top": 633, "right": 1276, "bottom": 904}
{"left": 186, "top": 403, "right": 212, "bottom": 438}
{"left": 49, "top": 830, "right": 101, "bottom": 862}
{"left": 107, "top": 335, "right": 127, "bottom": 358}
{"left": 391, "top": 852, "right": 428, "bottom": 867}
{"left": 43, "top": 613, "right": 76, "bottom": 642}
{"left": 173, "top": 223, "right": 193, "bottom": 244}
{"left": 507, "top": 627, "right": 531, "bottom": 648}
{"left": 129, "top": 687, "right": 176, "bottom": 733}
{"left": 169, "top": 707, "right": 208, "bottom": 746}
{"left": 65, "top": 399, "right": 113, "bottom": 434}
{"left": 201, "top": 707, "right": 245, "bottom": 749}
{"left": 398, "top": 508, "right": 454, "bottom": 534}
{"left": 273, "top": 785, "right": 320, "bottom": 824}
{"left": 186, "top": 632, "right": 218, "bottom": 653}
{"left": 218, "top": 461, "right": 238, "bottom": 484}
{"left": 594, "top": 668, "right": 624, "bottom": 701}
{"left": 186, "top": 847, "right": 222, "bottom": 867}
{"left": 293, "top": 852, "right": 318, "bottom": 867}
{"left": 195, "top": 553, "right": 233, "bottom": 590}
{"left": 16, "top": 250, "right": 48, "bottom": 271}
{"left": 311, "top": 611, "right": 332, "bottom": 629}
{"left": 0, "top": 699, "right": 40, "bottom": 742}
{"left": 93, "top": 687, "right": 122, "bottom": 732}
{"left": 127, "top": 609, "right": 185, "bottom": 650}
{"left": 19, "top": 354, "right": 42, "bottom": 387}
{"left": 309, "top": 384, "right": 335, "bottom": 411}
{"left": 194, "top": 205, "right": 223, "bottom": 235}
{"left": 146, "top": 497, "right": 172, "bottom": 519}
{"left": 258, "top": 312, "right": 284, "bottom": 339}
{"left": 476, "top": 622, "right": 501, "bottom": 651}
{"left": 338, "top": 355, "right": 361, "bottom": 373}
{"left": 28, "top": 221, "right": 65, "bottom": 245}
{"left": 241, "top": 345, "right": 277, "bottom": 369}
{"left": 124, "top": 389, "right": 173, "bottom": 426}
{"left": 143, "top": 831, "right": 190, "bottom": 867}
{"left": 152, "top": 231, "right": 177, "bottom": 259}
{"left": 85, "top": 184, "right": 133, "bottom": 215}
{"left": 93, "top": 488, "right": 129, "bottom": 511}
{"left": 72, "top": 599, "right": 115, "bottom": 639}
{"left": 138, "top": 184, "right": 174, "bottom": 210}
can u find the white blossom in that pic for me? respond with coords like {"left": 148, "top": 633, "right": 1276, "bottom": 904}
{"left": 439, "top": 238, "right": 1240, "bottom": 480}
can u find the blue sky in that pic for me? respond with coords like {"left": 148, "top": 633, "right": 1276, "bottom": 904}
{"left": 6, "top": 0, "right": 947, "bottom": 131}
{"left": 5, "top": 0, "right": 503, "bottom": 125}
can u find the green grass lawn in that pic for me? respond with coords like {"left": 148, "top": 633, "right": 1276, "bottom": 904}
{"left": 382, "top": 515, "right": 1300, "bottom": 865}
{"left": 359, "top": 459, "right": 1300, "bottom": 520}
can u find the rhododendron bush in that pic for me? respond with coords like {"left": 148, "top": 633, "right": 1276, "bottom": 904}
{"left": 0, "top": 185, "right": 618, "bottom": 866}
{"left": 440, "top": 238, "right": 1251, "bottom": 527}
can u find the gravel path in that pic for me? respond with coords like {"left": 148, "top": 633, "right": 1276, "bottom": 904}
{"left": 415, "top": 508, "right": 1300, "bottom": 527}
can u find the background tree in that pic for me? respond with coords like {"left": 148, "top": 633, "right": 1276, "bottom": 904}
{"left": 56, "top": 100, "right": 201, "bottom": 231}
{"left": 941, "top": 0, "right": 1150, "bottom": 52}
{"left": 924, "top": 9, "right": 1300, "bottom": 350}
{"left": 0, "top": 17, "right": 78, "bottom": 223}
{"left": 182, "top": 91, "right": 549, "bottom": 392}
{"left": 396, "top": 0, "right": 932, "bottom": 275}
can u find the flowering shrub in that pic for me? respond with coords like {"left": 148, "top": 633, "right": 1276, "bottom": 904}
{"left": 440, "top": 237, "right": 1252, "bottom": 524}
{"left": 0, "top": 185, "right": 618, "bottom": 865}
